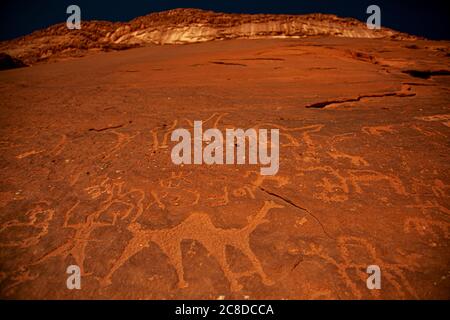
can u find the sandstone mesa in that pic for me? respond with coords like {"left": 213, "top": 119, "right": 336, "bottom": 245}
{"left": 0, "top": 8, "right": 416, "bottom": 67}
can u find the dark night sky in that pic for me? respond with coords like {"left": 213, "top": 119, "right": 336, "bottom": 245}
{"left": 0, "top": 0, "right": 449, "bottom": 41}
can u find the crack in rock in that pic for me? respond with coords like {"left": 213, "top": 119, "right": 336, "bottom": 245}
{"left": 259, "top": 186, "right": 334, "bottom": 240}
{"left": 88, "top": 124, "right": 125, "bottom": 132}
{"left": 210, "top": 61, "right": 247, "bottom": 67}
{"left": 305, "top": 90, "right": 416, "bottom": 109}
{"left": 402, "top": 69, "right": 450, "bottom": 79}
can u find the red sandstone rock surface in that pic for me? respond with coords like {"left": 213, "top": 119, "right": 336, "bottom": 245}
{"left": 0, "top": 10, "right": 449, "bottom": 300}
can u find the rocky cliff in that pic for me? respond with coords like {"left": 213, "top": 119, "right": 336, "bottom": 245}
{"left": 0, "top": 8, "right": 416, "bottom": 66}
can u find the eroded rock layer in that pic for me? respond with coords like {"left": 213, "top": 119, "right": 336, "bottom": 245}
{"left": 0, "top": 8, "right": 416, "bottom": 66}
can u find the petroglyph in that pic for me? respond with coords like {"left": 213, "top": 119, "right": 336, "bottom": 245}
{"left": 404, "top": 198, "right": 450, "bottom": 243}
{"left": 254, "top": 123, "right": 324, "bottom": 151}
{"left": 299, "top": 166, "right": 349, "bottom": 202}
{"left": 1, "top": 35, "right": 448, "bottom": 299}
{"left": 15, "top": 149, "right": 45, "bottom": 159}
{"left": 362, "top": 125, "right": 396, "bottom": 136}
{"left": 31, "top": 178, "right": 146, "bottom": 274}
{"left": 101, "top": 201, "right": 283, "bottom": 291}
{"left": 303, "top": 236, "right": 419, "bottom": 299}
{"left": 299, "top": 166, "right": 407, "bottom": 202}
{"left": 0, "top": 202, "right": 54, "bottom": 248}
{"left": 49, "top": 134, "right": 67, "bottom": 156}
{"left": 327, "top": 150, "right": 369, "bottom": 167}
{"left": 404, "top": 217, "right": 450, "bottom": 242}
{"left": 207, "top": 186, "right": 230, "bottom": 207}
{"left": 98, "top": 130, "right": 139, "bottom": 160}
{"left": 151, "top": 120, "right": 179, "bottom": 151}
{"left": 432, "top": 179, "right": 449, "bottom": 198}
{"left": 347, "top": 170, "right": 407, "bottom": 195}
{"left": 415, "top": 114, "right": 450, "bottom": 127}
